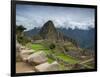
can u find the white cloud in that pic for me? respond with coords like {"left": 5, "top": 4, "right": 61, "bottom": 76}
{"left": 16, "top": 4, "right": 95, "bottom": 30}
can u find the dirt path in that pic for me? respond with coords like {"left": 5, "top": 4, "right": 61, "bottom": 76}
{"left": 80, "top": 58, "right": 94, "bottom": 64}
{"left": 79, "top": 58, "right": 94, "bottom": 69}
{"left": 16, "top": 62, "right": 36, "bottom": 73}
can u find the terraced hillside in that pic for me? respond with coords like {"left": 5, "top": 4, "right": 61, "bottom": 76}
{"left": 16, "top": 20, "right": 95, "bottom": 73}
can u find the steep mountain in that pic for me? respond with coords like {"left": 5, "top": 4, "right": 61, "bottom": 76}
{"left": 24, "top": 21, "right": 95, "bottom": 49}
{"left": 39, "top": 20, "right": 65, "bottom": 41}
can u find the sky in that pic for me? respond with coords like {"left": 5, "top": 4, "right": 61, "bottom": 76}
{"left": 16, "top": 4, "right": 95, "bottom": 31}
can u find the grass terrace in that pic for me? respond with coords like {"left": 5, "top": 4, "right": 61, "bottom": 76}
{"left": 30, "top": 43, "right": 79, "bottom": 64}
{"left": 56, "top": 53, "right": 78, "bottom": 64}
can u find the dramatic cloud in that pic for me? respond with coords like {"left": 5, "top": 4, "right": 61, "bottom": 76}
{"left": 16, "top": 4, "right": 95, "bottom": 30}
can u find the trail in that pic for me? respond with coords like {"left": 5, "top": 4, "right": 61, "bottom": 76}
{"left": 80, "top": 58, "right": 94, "bottom": 64}
{"left": 79, "top": 58, "right": 94, "bottom": 69}
{"left": 16, "top": 62, "right": 36, "bottom": 73}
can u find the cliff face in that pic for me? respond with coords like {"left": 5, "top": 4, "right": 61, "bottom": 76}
{"left": 39, "top": 20, "right": 65, "bottom": 41}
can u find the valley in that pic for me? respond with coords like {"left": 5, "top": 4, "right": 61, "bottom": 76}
{"left": 16, "top": 20, "right": 95, "bottom": 73}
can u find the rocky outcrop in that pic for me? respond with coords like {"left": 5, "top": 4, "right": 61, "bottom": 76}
{"left": 27, "top": 51, "right": 48, "bottom": 65}
{"left": 16, "top": 41, "right": 62, "bottom": 72}
{"left": 35, "top": 61, "right": 61, "bottom": 72}
{"left": 39, "top": 20, "right": 65, "bottom": 42}
{"left": 16, "top": 40, "right": 21, "bottom": 52}
{"left": 16, "top": 40, "right": 26, "bottom": 52}
{"left": 20, "top": 49, "right": 34, "bottom": 62}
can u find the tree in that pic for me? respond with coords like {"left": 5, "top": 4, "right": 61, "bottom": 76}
{"left": 49, "top": 43, "right": 55, "bottom": 49}
{"left": 16, "top": 25, "right": 30, "bottom": 45}
{"left": 16, "top": 25, "right": 26, "bottom": 35}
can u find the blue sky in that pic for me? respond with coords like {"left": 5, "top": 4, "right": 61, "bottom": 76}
{"left": 16, "top": 4, "right": 95, "bottom": 31}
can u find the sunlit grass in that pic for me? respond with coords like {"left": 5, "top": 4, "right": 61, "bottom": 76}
{"left": 31, "top": 43, "right": 78, "bottom": 64}
{"left": 31, "top": 44, "right": 45, "bottom": 50}
{"left": 56, "top": 53, "right": 78, "bottom": 64}
{"left": 47, "top": 58, "right": 54, "bottom": 64}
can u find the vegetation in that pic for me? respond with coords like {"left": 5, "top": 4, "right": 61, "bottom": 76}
{"left": 31, "top": 44, "right": 45, "bottom": 51}
{"left": 16, "top": 25, "right": 30, "bottom": 45}
{"left": 56, "top": 53, "right": 78, "bottom": 64}
{"left": 49, "top": 43, "right": 56, "bottom": 49}
{"left": 16, "top": 21, "right": 94, "bottom": 71}
{"left": 32, "top": 35, "right": 42, "bottom": 40}
{"left": 47, "top": 58, "right": 54, "bottom": 64}
{"left": 16, "top": 25, "right": 26, "bottom": 35}
{"left": 31, "top": 43, "right": 78, "bottom": 64}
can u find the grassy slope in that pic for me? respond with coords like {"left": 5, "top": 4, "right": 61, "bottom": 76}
{"left": 30, "top": 43, "right": 78, "bottom": 64}
{"left": 56, "top": 53, "right": 78, "bottom": 64}
{"left": 31, "top": 44, "right": 45, "bottom": 50}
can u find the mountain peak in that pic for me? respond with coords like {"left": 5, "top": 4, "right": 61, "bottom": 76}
{"left": 46, "top": 20, "right": 53, "bottom": 23}
{"left": 43, "top": 20, "right": 54, "bottom": 28}
{"left": 39, "top": 20, "right": 65, "bottom": 41}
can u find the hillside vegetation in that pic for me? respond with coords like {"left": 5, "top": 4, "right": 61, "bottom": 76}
{"left": 16, "top": 20, "right": 95, "bottom": 73}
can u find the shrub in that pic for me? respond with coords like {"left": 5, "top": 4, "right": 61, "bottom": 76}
{"left": 49, "top": 43, "right": 55, "bottom": 49}
{"left": 17, "top": 36, "right": 30, "bottom": 45}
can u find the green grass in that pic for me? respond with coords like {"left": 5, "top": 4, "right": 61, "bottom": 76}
{"left": 44, "top": 50, "right": 52, "bottom": 54}
{"left": 31, "top": 43, "right": 53, "bottom": 53}
{"left": 31, "top": 44, "right": 55, "bottom": 64}
{"left": 56, "top": 53, "right": 78, "bottom": 64}
{"left": 31, "top": 43, "right": 78, "bottom": 64}
{"left": 47, "top": 58, "right": 54, "bottom": 64}
{"left": 31, "top": 44, "right": 45, "bottom": 51}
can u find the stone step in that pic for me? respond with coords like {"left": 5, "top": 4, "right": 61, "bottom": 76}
{"left": 27, "top": 51, "right": 48, "bottom": 65}
{"left": 20, "top": 49, "right": 35, "bottom": 62}
{"left": 35, "top": 61, "right": 61, "bottom": 72}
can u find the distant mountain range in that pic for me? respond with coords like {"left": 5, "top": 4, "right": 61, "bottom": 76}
{"left": 57, "top": 27, "right": 95, "bottom": 49}
{"left": 24, "top": 21, "right": 95, "bottom": 49}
